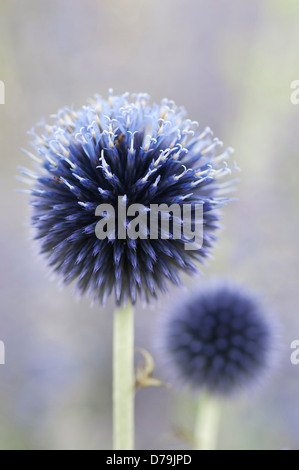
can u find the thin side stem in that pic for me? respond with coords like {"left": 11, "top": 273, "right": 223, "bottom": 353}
{"left": 113, "top": 302, "right": 135, "bottom": 450}
{"left": 194, "top": 392, "right": 221, "bottom": 451}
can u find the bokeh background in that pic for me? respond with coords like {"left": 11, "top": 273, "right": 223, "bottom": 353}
{"left": 0, "top": 0, "right": 298, "bottom": 450}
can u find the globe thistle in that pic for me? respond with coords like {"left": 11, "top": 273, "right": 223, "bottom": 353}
{"left": 162, "top": 282, "right": 274, "bottom": 395}
{"left": 19, "top": 91, "right": 235, "bottom": 305}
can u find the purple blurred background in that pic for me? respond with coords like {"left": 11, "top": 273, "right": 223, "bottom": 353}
{"left": 0, "top": 0, "right": 299, "bottom": 449}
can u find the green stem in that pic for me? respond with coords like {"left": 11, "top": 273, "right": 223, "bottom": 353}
{"left": 113, "top": 302, "right": 135, "bottom": 450}
{"left": 194, "top": 392, "right": 221, "bottom": 451}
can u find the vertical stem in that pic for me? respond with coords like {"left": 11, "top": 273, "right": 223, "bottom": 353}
{"left": 194, "top": 392, "right": 221, "bottom": 451}
{"left": 113, "top": 302, "right": 135, "bottom": 450}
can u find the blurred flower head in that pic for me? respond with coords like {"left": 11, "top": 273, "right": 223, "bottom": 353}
{"left": 161, "top": 282, "right": 275, "bottom": 395}
{"left": 20, "top": 91, "right": 235, "bottom": 305}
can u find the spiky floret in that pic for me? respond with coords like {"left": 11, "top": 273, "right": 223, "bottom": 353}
{"left": 162, "top": 283, "right": 274, "bottom": 395}
{"left": 19, "top": 91, "right": 235, "bottom": 305}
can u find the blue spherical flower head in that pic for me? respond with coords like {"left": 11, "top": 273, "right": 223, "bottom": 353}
{"left": 162, "top": 283, "right": 274, "bottom": 395}
{"left": 20, "top": 91, "right": 235, "bottom": 305}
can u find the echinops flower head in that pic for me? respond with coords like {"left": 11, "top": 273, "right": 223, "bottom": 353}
{"left": 19, "top": 91, "right": 235, "bottom": 305}
{"left": 161, "top": 282, "right": 274, "bottom": 395}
